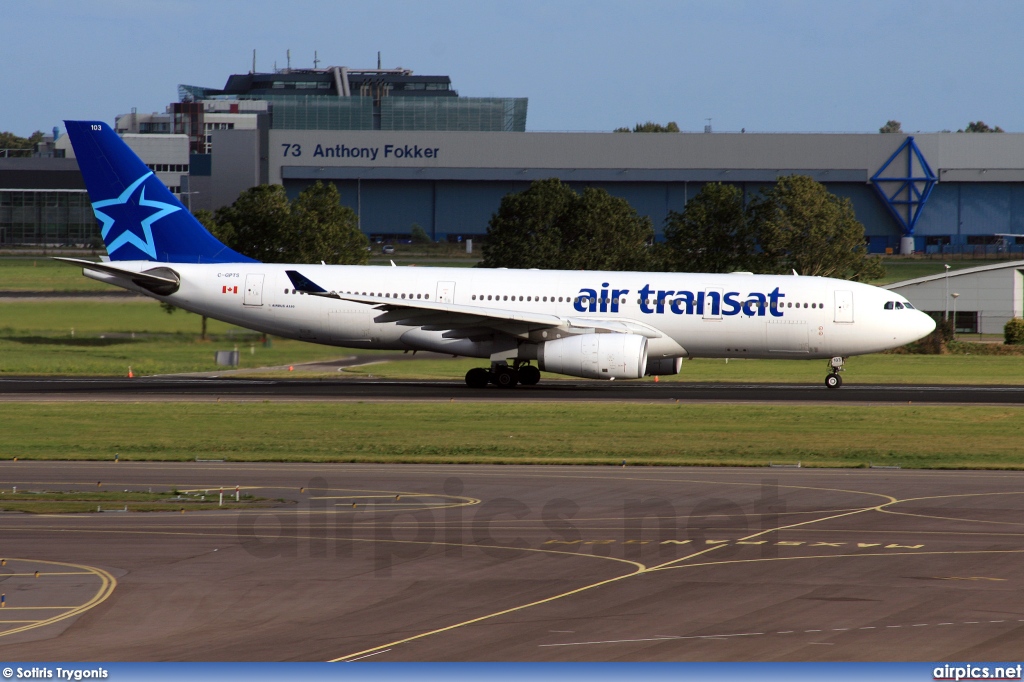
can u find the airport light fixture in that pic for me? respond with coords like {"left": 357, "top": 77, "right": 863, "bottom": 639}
{"left": 944, "top": 264, "right": 951, "bottom": 321}
{"left": 951, "top": 292, "right": 960, "bottom": 339}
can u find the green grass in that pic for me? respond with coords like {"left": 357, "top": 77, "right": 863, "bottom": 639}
{"left": 0, "top": 255, "right": 1009, "bottom": 291}
{"left": 0, "top": 257, "right": 112, "bottom": 292}
{"left": 0, "top": 254, "right": 479, "bottom": 292}
{"left": 1, "top": 300, "right": 1022, "bottom": 381}
{"left": 870, "top": 259, "right": 982, "bottom": 285}
{"left": 0, "top": 489, "right": 271, "bottom": 514}
{"left": 0, "top": 300, "right": 358, "bottom": 375}
{"left": 1, "top": 402, "right": 1022, "bottom": 469}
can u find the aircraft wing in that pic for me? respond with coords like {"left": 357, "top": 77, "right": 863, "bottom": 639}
{"left": 285, "top": 270, "right": 662, "bottom": 340}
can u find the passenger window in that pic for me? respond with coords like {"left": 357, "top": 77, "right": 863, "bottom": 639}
{"left": 884, "top": 301, "right": 894, "bottom": 310}
{"left": 803, "top": 303, "right": 808, "bottom": 308}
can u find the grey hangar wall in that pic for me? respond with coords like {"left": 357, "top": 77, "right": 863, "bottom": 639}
{"left": 201, "top": 128, "right": 1024, "bottom": 252}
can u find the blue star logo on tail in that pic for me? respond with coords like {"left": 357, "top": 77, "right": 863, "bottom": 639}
{"left": 92, "top": 172, "right": 181, "bottom": 259}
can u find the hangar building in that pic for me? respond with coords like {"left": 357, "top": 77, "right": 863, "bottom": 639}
{"left": 201, "top": 127, "right": 1024, "bottom": 255}
{"left": 7, "top": 62, "right": 1024, "bottom": 258}
{"left": 885, "top": 260, "right": 1024, "bottom": 335}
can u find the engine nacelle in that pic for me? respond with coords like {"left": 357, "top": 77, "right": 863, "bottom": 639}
{"left": 538, "top": 333, "right": 648, "bottom": 380}
{"left": 645, "top": 357, "right": 683, "bottom": 376}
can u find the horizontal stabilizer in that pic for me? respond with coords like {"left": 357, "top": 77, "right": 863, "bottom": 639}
{"left": 54, "top": 257, "right": 180, "bottom": 296}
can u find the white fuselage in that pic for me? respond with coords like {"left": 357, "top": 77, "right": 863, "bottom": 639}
{"left": 85, "top": 262, "right": 936, "bottom": 364}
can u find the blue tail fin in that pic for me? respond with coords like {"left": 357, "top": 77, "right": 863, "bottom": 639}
{"left": 64, "top": 120, "right": 256, "bottom": 263}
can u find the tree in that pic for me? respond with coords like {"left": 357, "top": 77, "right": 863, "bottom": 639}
{"left": 959, "top": 121, "right": 1005, "bottom": 133}
{"left": 288, "top": 181, "right": 368, "bottom": 264}
{"left": 614, "top": 121, "right": 680, "bottom": 133}
{"left": 747, "top": 175, "right": 884, "bottom": 281}
{"left": 662, "top": 183, "right": 758, "bottom": 273}
{"left": 879, "top": 120, "right": 903, "bottom": 133}
{"left": 410, "top": 223, "right": 432, "bottom": 244}
{"left": 213, "top": 185, "right": 292, "bottom": 262}
{"left": 1005, "top": 318, "right": 1024, "bottom": 345}
{"left": 559, "top": 187, "right": 655, "bottom": 271}
{"left": 480, "top": 178, "right": 654, "bottom": 270}
{"left": 210, "top": 183, "right": 368, "bottom": 264}
{"left": 0, "top": 130, "right": 44, "bottom": 151}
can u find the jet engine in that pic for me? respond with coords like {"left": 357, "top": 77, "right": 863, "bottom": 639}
{"left": 645, "top": 357, "right": 683, "bottom": 376}
{"left": 538, "top": 333, "right": 648, "bottom": 380}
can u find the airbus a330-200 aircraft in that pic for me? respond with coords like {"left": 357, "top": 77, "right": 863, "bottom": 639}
{"left": 59, "top": 120, "right": 936, "bottom": 389}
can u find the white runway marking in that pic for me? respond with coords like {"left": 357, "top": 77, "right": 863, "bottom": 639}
{"left": 540, "top": 618, "right": 1023, "bottom": 648}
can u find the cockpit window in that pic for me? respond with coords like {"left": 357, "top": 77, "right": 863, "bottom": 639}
{"left": 903, "top": 302, "right": 915, "bottom": 309}
{"left": 884, "top": 301, "right": 894, "bottom": 310}
{"left": 895, "top": 302, "right": 904, "bottom": 309}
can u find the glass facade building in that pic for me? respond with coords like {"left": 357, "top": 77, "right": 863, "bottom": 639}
{"left": 181, "top": 66, "right": 528, "bottom": 132}
{"left": 0, "top": 190, "right": 96, "bottom": 246}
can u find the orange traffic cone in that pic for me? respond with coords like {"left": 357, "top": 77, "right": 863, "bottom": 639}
{"left": 289, "top": 366, "right": 294, "bottom": 371}
{"left": 653, "top": 376, "right": 659, "bottom": 383}
{"left": 127, "top": 366, "right": 134, "bottom": 378}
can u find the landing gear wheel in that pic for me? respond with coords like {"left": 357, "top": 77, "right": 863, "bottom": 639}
{"left": 465, "top": 367, "right": 490, "bottom": 388}
{"left": 493, "top": 366, "right": 519, "bottom": 388}
{"left": 825, "top": 373, "right": 842, "bottom": 389}
{"left": 518, "top": 365, "right": 541, "bottom": 386}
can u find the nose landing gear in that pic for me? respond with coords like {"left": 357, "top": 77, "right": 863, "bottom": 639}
{"left": 825, "top": 356, "right": 845, "bottom": 389}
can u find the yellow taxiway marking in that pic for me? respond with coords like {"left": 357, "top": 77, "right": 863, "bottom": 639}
{"left": 1, "top": 572, "right": 92, "bottom": 577}
{"left": 878, "top": 491, "right": 1024, "bottom": 528}
{"left": 331, "top": 495, "right": 895, "bottom": 662}
{"left": 0, "top": 559, "right": 116, "bottom": 639}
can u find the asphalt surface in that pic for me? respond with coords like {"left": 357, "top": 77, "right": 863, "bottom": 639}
{"left": 2, "top": 376, "right": 1024, "bottom": 403}
{"left": 0, "top": 462, "right": 1021, "bottom": 661}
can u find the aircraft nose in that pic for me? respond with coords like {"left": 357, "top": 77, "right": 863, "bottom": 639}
{"left": 914, "top": 310, "right": 937, "bottom": 341}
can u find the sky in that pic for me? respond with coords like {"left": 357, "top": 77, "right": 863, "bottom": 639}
{"left": 3, "top": 0, "right": 1024, "bottom": 137}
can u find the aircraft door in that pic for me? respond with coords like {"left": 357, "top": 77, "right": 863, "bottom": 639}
{"left": 436, "top": 281, "right": 455, "bottom": 304}
{"left": 244, "top": 274, "right": 264, "bottom": 306}
{"left": 834, "top": 290, "right": 854, "bottom": 323}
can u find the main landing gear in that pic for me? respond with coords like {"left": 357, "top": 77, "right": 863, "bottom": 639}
{"left": 825, "top": 356, "right": 845, "bottom": 389}
{"left": 464, "top": 361, "right": 540, "bottom": 388}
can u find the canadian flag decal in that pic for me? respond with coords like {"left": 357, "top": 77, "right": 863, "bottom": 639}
{"left": 222, "top": 285, "right": 238, "bottom": 294}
